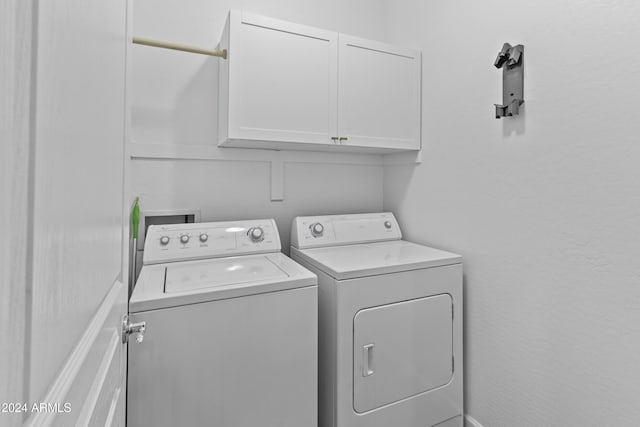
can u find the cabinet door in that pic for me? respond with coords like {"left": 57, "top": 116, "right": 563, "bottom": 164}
{"left": 338, "top": 35, "right": 421, "bottom": 150}
{"left": 227, "top": 12, "right": 338, "bottom": 145}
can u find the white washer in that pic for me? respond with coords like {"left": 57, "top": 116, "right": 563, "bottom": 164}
{"left": 128, "top": 219, "right": 317, "bottom": 427}
{"left": 291, "top": 213, "right": 463, "bottom": 427}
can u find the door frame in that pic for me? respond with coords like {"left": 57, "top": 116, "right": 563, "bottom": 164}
{"left": 0, "top": 0, "right": 34, "bottom": 425}
{"left": 0, "top": 0, "right": 133, "bottom": 425}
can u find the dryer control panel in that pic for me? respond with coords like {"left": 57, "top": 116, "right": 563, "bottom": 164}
{"left": 144, "top": 219, "right": 281, "bottom": 265}
{"left": 291, "top": 213, "right": 402, "bottom": 249}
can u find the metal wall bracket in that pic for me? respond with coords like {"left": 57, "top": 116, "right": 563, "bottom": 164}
{"left": 494, "top": 43, "right": 524, "bottom": 119}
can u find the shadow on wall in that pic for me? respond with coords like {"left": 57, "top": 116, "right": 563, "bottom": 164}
{"left": 502, "top": 103, "right": 526, "bottom": 137}
{"left": 384, "top": 163, "right": 417, "bottom": 214}
{"left": 175, "top": 58, "right": 219, "bottom": 144}
{"left": 461, "top": 271, "right": 473, "bottom": 426}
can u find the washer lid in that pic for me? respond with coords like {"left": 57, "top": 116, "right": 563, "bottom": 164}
{"left": 130, "top": 253, "right": 317, "bottom": 313}
{"left": 165, "top": 256, "right": 288, "bottom": 293}
{"left": 293, "top": 240, "right": 461, "bottom": 280}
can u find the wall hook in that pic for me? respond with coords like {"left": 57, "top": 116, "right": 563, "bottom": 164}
{"left": 493, "top": 43, "right": 524, "bottom": 119}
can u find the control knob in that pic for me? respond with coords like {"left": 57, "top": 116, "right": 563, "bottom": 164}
{"left": 199, "top": 233, "right": 209, "bottom": 243}
{"left": 248, "top": 227, "right": 264, "bottom": 242}
{"left": 384, "top": 221, "right": 392, "bottom": 229}
{"left": 310, "top": 222, "right": 324, "bottom": 237}
{"left": 160, "top": 236, "right": 170, "bottom": 246}
{"left": 180, "top": 234, "right": 190, "bottom": 244}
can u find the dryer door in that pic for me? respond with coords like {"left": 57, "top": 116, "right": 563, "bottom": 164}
{"left": 353, "top": 294, "right": 453, "bottom": 413}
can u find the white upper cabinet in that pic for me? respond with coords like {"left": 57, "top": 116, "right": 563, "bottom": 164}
{"left": 218, "top": 11, "right": 421, "bottom": 153}
{"left": 338, "top": 35, "right": 421, "bottom": 151}
{"left": 219, "top": 11, "right": 338, "bottom": 149}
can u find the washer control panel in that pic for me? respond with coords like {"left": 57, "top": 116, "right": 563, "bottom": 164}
{"left": 290, "top": 213, "right": 401, "bottom": 249}
{"left": 144, "top": 219, "right": 281, "bottom": 265}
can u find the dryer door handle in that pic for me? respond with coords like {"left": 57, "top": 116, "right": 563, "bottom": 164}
{"left": 363, "top": 344, "right": 375, "bottom": 377}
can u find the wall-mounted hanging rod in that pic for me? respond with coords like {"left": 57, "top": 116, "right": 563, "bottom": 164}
{"left": 132, "top": 37, "right": 227, "bottom": 59}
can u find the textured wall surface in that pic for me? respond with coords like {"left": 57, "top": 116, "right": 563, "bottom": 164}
{"left": 130, "top": 0, "right": 389, "bottom": 246}
{"left": 382, "top": 1, "right": 640, "bottom": 426}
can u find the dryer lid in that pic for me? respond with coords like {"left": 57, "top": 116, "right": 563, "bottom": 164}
{"left": 295, "top": 240, "right": 461, "bottom": 280}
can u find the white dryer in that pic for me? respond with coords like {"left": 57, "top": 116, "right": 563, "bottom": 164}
{"left": 128, "top": 219, "right": 317, "bottom": 427}
{"left": 290, "top": 213, "right": 463, "bottom": 427}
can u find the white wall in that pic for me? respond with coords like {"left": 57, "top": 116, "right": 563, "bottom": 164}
{"left": 383, "top": 1, "right": 640, "bottom": 426}
{"left": 132, "top": 159, "right": 383, "bottom": 253}
{"left": 131, "top": 0, "right": 389, "bottom": 250}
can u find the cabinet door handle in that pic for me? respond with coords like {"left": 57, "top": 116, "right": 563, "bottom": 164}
{"left": 363, "top": 343, "right": 374, "bottom": 377}
{"left": 339, "top": 137, "right": 348, "bottom": 143}
{"left": 330, "top": 137, "right": 339, "bottom": 143}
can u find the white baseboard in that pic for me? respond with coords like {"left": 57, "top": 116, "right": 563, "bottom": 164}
{"left": 465, "top": 414, "right": 485, "bottom": 427}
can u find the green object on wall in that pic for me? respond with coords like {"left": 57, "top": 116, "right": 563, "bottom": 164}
{"left": 132, "top": 197, "right": 140, "bottom": 239}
